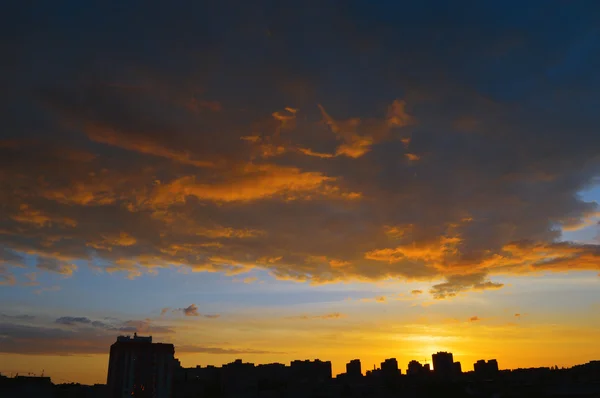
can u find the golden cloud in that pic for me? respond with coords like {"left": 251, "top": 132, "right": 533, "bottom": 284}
{"left": 143, "top": 163, "right": 349, "bottom": 205}
{"left": 1, "top": 68, "right": 598, "bottom": 299}
{"left": 11, "top": 204, "right": 77, "bottom": 228}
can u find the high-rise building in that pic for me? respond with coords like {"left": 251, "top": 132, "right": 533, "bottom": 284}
{"left": 432, "top": 352, "right": 454, "bottom": 378}
{"left": 474, "top": 359, "right": 500, "bottom": 379}
{"left": 474, "top": 360, "right": 487, "bottom": 374}
{"left": 346, "top": 359, "right": 362, "bottom": 378}
{"left": 453, "top": 361, "right": 462, "bottom": 375}
{"left": 380, "top": 358, "right": 400, "bottom": 377}
{"left": 107, "top": 334, "right": 175, "bottom": 398}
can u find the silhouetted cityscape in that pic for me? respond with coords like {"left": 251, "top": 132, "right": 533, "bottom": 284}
{"left": 2, "top": 334, "right": 600, "bottom": 397}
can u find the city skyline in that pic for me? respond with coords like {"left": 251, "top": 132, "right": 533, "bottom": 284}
{"left": 4, "top": 334, "right": 600, "bottom": 397}
{"left": 2, "top": 0, "right": 600, "bottom": 387}
{"left": 1, "top": 329, "right": 597, "bottom": 385}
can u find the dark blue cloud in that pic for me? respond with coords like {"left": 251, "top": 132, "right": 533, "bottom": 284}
{"left": 0, "top": 1, "right": 599, "bottom": 295}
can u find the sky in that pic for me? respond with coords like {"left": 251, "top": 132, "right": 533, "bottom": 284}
{"left": 1, "top": 0, "right": 600, "bottom": 385}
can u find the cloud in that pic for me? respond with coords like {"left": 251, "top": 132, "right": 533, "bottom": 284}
{"left": 0, "top": 318, "right": 171, "bottom": 355}
{"left": 174, "top": 304, "right": 219, "bottom": 318}
{"left": 308, "top": 101, "right": 412, "bottom": 159}
{"left": 119, "top": 319, "right": 175, "bottom": 334}
{"left": 430, "top": 273, "right": 504, "bottom": 299}
{"left": 36, "top": 257, "right": 77, "bottom": 276}
{"left": 34, "top": 285, "right": 61, "bottom": 295}
{"left": 182, "top": 304, "right": 199, "bottom": 317}
{"left": 142, "top": 164, "right": 349, "bottom": 205}
{"left": 469, "top": 316, "right": 481, "bottom": 322}
{"left": 1, "top": 0, "right": 600, "bottom": 295}
{"left": 56, "top": 316, "right": 92, "bottom": 326}
{"left": 289, "top": 312, "right": 346, "bottom": 320}
{"left": 0, "top": 313, "right": 35, "bottom": 320}
{"left": 387, "top": 100, "right": 415, "bottom": 127}
{"left": 0, "top": 265, "right": 16, "bottom": 286}
{"left": 54, "top": 315, "right": 174, "bottom": 334}
{"left": 0, "top": 322, "right": 113, "bottom": 355}
{"left": 411, "top": 290, "right": 423, "bottom": 295}
{"left": 359, "top": 296, "right": 388, "bottom": 303}
{"left": 0, "top": 249, "right": 25, "bottom": 285}
{"left": 86, "top": 232, "right": 137, "bottom": 251}
{"left": 0, "top": 248, "right": 26, "bottom": 267}
{"left": 10, "top": 204, "right": 77, "bottom": 228}
{"left": 86, "top": 125, "right": 216, "bottom": 168}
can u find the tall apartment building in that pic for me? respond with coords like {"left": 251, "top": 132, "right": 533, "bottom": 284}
{"left": 107, "top": 334, "right": 175, "bottom": 398}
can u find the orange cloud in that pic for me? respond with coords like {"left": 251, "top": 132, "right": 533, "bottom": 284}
{"left": 387, "top": 99, "right": 415, "bottom": 127}
{"left": 40, "top": 169, "right": 129, "bottom": 206}
{"left": 365, "top": 236, "right": 462, "bottom": 266}
{"left": 384, "top": 224, "right": 413, "bottom": 239}
{"left": 86, "top": 125, "right": 215, "bottom": 168}
{"left": 272, "top": 107, "right": 298, "bottom": 133}
{"left": 87, "top": 232, "right": 137, "bottom": 251}
{"left": 469, "top": 316, "right": 481, "bottom": 322}
{"left": 298, "top": 100, "right": 414, "bottom": 159}
{"left": 195, "top": 226, "right": 263, "bottom": 239}
{"left": 144, "top": 163, "right": 348, "bottom": 204}
{"left": 480, "top": 241, "right": 600, "bottom": 274}
{"left": 11, "top": 204, "right": 77, "bottom": 228}
{"left": 318, "top": 105, "right": 372, "bottom": 158}
{"left": 297, "top": 147, "right": 335, "bottom": 158}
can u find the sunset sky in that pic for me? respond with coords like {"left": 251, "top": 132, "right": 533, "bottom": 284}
{"left": 1, "top": 0, "right": 600, "bottom": 385}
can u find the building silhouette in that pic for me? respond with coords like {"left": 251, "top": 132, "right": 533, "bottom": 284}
{"left": 432, "top": 351, "right": 454, "bottom": 378}
{"left": 346, "top": 359, "right": 362, "bottom": 378}
{"left": 290, "top": 359, "right": 332, "bottom": 383}
{"left": 107, "top": 333, "right": 175, "bottom": 398}
{"left": 474, "top": 359, "right": 500, "bottom": 379}
{"left": 453, "top": 361, "right": 462, "bottom": 375}
{"left": 407, "top": 360, "right": 424, "bottom": 376}
{"left": 6, "top": 344, "right": 600, "bottom": 398}
{"left": 380, "top": 358, "right": 400, "bottom": 378}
